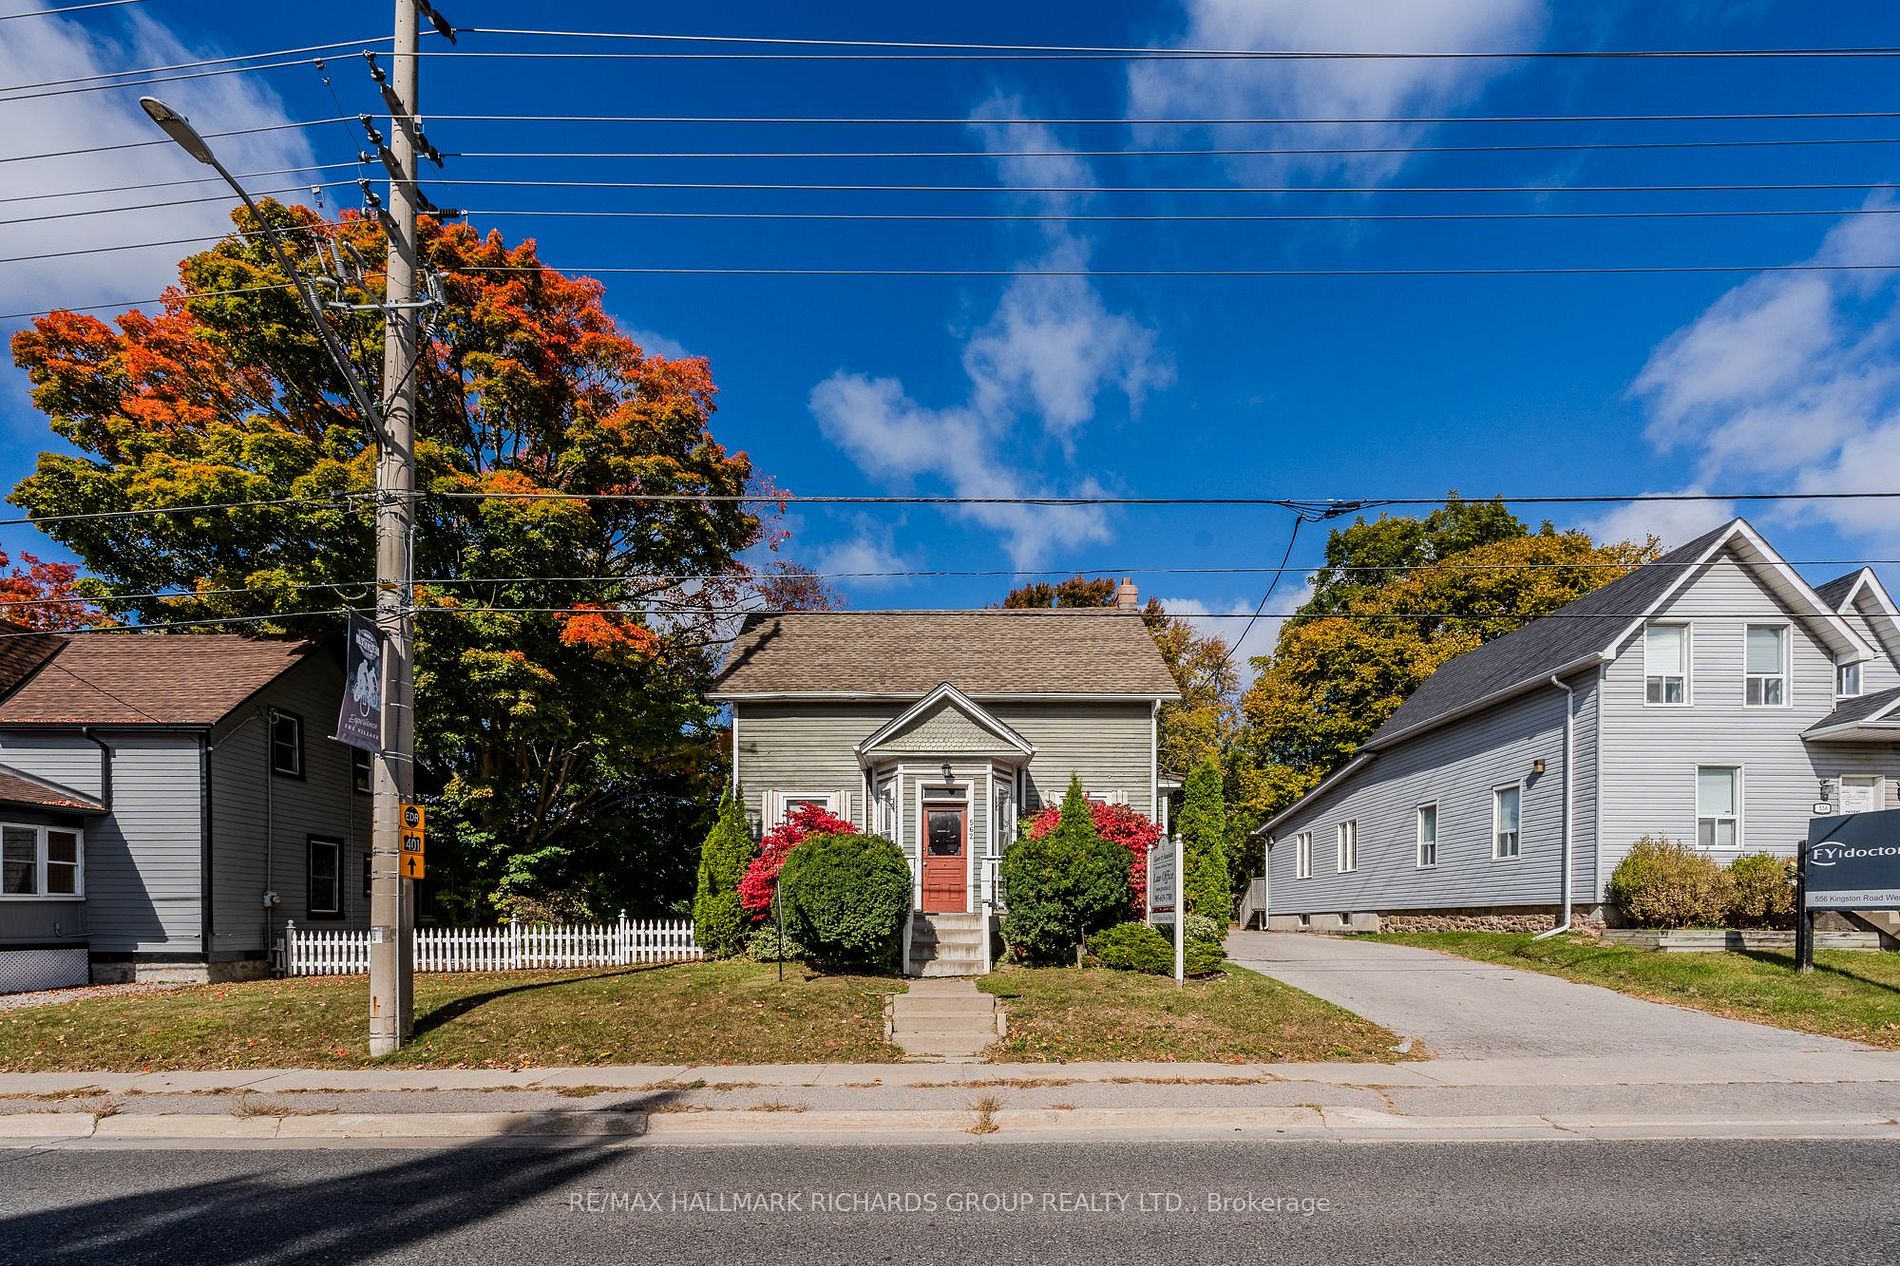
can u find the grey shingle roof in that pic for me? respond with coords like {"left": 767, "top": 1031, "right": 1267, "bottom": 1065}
{"left": 1365, "top": 520, "right": 1740, "bottom": 750}
{"left": 1807, "top": 684, "right": 1900, "bottom": 734}
{"left": 1813, "top": 571, "right": 1864, "bottom": 610}
{"left": 713, "top": 610, "right": 1180, "bottom": 697}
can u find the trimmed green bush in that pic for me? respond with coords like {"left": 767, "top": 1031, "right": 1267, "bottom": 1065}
{"left": 1179, "top": 760, "right": 1231, "bottom": 922}
{"left": 745, "top": 921, "right": 807, "bottom": 964}
{"left": 1000, "top": 776, "right": 1133, "bottom": 964}
{"left": 1723, "top": 853, "right": 1797, "bottom": 929}
{"left": 1088, "top": 921, "right": 1173, "bottom": 974}
{"left": 691, "top": 793, "right": 754, "bottom": 957}
{"left": 1183, "top": 938, "right": 1226, "bottom": 978}
{"left": 1607, "top": 836, "right": 1726, "bottom": 928}
{"left": 778, "top": 831, "right": 910, "bottom": 969}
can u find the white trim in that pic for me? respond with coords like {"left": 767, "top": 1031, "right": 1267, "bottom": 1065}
{"left": 0, "top": 821, "right": 85, "bottom": 900}
{"left": 1695, "top": 764, "right": 1744, "bottom": 851}
{"left": 1294, "top": 831, "right": 1313, "bottom": 881}
{"left": 729, "top": 705, "right": 740, "bottom": 797}
{"left": 714, "top": 690, "right": 1179, "bottom": 703}
{"left": 1363, "top": 652, "right": 1609, "bottom": 752}
{"left": 855, "top": 683, "right": 1035, "bottom": 759}
{"left": 1742, "top": 620, "right": 1793, "bottom": 708}
{"left": 1492, "top": 782, "right": 1523, "bottom": 861}
{"left": 1336, "top": 819, "right": 1358, "bottom": 873}
{"left": 1836, "top": 661, "right": 1864, "bottom": 699}
{"left": 1415, "top": 802, "right": 1438, "bottom": 869}
{"left": 1254, "top": 753, "right": 1376, "bottom": 836}
{"left": 1149, "top": 699, "right": 1159, "bottom": 820}
{"left": 765, "top": 789, "right": 839, "bottom": 829}
{"left": 1642, "top": 620, "right": 1692, "bottom": 707}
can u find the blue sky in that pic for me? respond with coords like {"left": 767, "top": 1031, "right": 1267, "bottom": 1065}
{"left": 4, "top": 0, "right": 1899, "bottom": 666}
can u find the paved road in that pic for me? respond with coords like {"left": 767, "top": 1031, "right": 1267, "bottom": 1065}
{"left": 1225, "top": 931, "right": 1859, "bottom": 1059}
{"left": 0, "top": 1138, "right": 1893, "bottom": 1264}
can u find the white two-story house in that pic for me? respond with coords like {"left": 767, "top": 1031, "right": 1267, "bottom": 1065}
{"left": 1257, "top": 518, "right": 1900, "bottom": 932}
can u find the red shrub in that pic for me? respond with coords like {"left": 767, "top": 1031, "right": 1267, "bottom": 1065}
{"left": 1023, "top": 799, "right": 1160, "bottom": 914}
{"left": 738, "top": 801, "right": 858, "bottom": 918}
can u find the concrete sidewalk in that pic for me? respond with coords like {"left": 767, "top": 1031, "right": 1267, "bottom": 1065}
{"left": 1225, "top": 931, "right": 1859, "bottom": 1058}
{"left": 2, "top": 1050, "right": 1895, "bottom": 1147}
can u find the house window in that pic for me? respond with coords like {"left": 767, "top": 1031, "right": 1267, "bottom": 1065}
{"left": 270, "top": 711, "right": 304, "bottom": 777}
{"left": 1493, "top": 786, "right": 1521, "bottom": 860}
{"left": 1837, "top": 663, "right": 1863, "bottom": 699}
{"left": 1644, "top": 623, "right": 1689, "bottom": 705}
{"left": 773, "top": 791, "right": 836, "bottom": 827}
{"left": 1744, "top": 625, "right": 1788, "bottom": 707}
{"left": 1295, "top": 832, "right": 1312, "bottom": 880}
{"left": 351, "top": 747, "right": 373, "bottom": 794}
{"left": 1416, "top": 804, "right": 1438, "bottom": 869}
{"left": 1696, "top": 766, "right": 1741, "bottom": 849}
{"left": 1336, "top": 820, "right": 1358, "bottom": 873}
{"left": 0, "top": 824, "right": 85, "bottom": 898}
{"left": 307, "top": 837, "right": 343, "bottom": 917}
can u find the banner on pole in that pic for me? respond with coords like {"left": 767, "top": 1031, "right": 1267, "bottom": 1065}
{"left": 336, "top": 611, "right": 383, "bottom": 753}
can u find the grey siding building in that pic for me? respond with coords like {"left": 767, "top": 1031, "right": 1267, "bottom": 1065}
{"left": 0, "top": 628, "right": 368, "bottom": 989}
{"left": 712, "top": 593, "right": 1179, "bottom": 975}
{"left": 1257, "top": 520, "right": 1900, "bottom": 932}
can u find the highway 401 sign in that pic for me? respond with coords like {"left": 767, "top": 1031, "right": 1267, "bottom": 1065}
{"left": 1805, "top": 808, "right": 1900, "bottom": 910}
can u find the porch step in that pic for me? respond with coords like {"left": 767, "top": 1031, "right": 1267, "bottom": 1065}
{"left": 906, "top": 911, "right": 991, "bottom": 979}
{"left": 888, "top": 978, "right": 999, "bottom": 1062}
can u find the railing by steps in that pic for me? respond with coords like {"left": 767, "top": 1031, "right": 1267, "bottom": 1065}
{"left": 279, "top": 913, "right": 700, "bottom": 977}
{"left": 1237, "top": 877, "right": 1269, "bottom": 931}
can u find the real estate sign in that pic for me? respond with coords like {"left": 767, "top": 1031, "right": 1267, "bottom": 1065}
{"left": 1805, "top": 808, "right": 1900, "bottom": 910}
{"left": 1147, "top": 839, "right": 1178, "bottom": 919}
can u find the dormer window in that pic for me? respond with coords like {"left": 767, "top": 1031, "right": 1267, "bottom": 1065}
{"left": 1644, "top": 623, "right": 1689, "bottom": 705}
{"left": 1837, "top": 662, "right": 1863, "bottom": 698}
{"left": 1744, "top": 625, "right": 1788, "bottom": 707}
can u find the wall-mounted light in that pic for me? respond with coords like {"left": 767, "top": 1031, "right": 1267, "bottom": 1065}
{"left": 941, "top": 761, "right": 954, "bottom": 784}
{"left": 1531, "top": 758, "right": 1547, "bottom": 776}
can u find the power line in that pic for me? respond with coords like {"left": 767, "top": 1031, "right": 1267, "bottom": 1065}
{"left": 450, "top": 261, "right": 1900, "bottom": 279}
{"left": 460, "top": 205, "right": 1900, "bottom": 226}
{"left": 445, "top": 135, "right": 1900, "bottom": 160}
{"left": 0, "top": 0, "right": 149, "bottom": 18}
{"left": 0, "top": 55, "right": 369, "bottom": 106}
{"left": 430, "top": 175, "right": 1900, "bottom": 195}
{"left": 0, "top": 117, "right": 354, "bottom": 167}
{"left": 0, "top": 161, "right": 363, "bottom": 207}
{"left": 0, "top": 37, "right": 389, "bottom": 96}
{"left": 416, "top": 110, "right": 1900, "bottom": 126}
{"left": 452, "top": 28, "right": 1900, "bottom": 61}
{"left": 0, "top": 182, "right": 353, "bottom": 229}
{"left": 0, "top": 225, "right": 334, "bottom": 267}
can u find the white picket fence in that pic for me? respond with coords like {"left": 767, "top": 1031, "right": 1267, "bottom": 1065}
{"left": 280, "top": 913, "right": 701, "bottom": 977}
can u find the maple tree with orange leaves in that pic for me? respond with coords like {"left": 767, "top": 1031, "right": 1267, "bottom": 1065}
{"left": 9, "top": 202, "right": 833, "bottom": 918}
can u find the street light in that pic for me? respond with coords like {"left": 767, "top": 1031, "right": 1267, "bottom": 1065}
{"left": 139, "top": 96, "right": 384, "bottom": 435}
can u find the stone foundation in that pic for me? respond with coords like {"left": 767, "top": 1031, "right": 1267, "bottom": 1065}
{"left": 90, "top": 955, "right": 272, "bottom": 985}
{"left": 1378, "top": 904, "right": 1604, "bottom": 934}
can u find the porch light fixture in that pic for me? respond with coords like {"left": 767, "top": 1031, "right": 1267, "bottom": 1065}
{"left": 940, "top": 762, "right": 954, "bottom": 783}
{"left": 1531, "top": 758, "right": 1547, "bottom": 776}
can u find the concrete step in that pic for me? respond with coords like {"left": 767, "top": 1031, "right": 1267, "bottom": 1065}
{"left": 897, "top": 1036, "right": 995, "bottom": 1058}
{"left": 891, "top": 998, "right": 997, "bottom": 1019}
{"left": 914, "top": 961, "right": 984, "bottom": 978}
{"left": 908, "top": 949, "right": 986, "bottom": 969}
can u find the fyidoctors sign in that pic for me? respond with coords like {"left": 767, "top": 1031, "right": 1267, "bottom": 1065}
{"left": 1805, "top": 808, "right": 1900, "bottom": 910}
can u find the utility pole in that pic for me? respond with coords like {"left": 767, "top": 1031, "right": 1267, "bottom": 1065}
{"left": 367, "top": 0, "right": 423, "bottom": 1054}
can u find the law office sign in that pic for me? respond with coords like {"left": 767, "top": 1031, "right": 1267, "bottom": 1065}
{"left": 1804, "top": 808, "right": 1900, "bottom": 910}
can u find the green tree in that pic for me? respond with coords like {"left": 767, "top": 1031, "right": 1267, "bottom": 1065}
{"left": 1233, "top": 514, "right": 1652, "bottom": 825}
{"left": 691, "top": 792, "right": 755, "bottom": 957}
{"left": 1178, "top": 760, "right": 1230, "bottom": 922}
{"left": 1000, "top": 775, "right": 1131, "bottom": 964}
{"left": 9, "top": 205, "right": 830, "bottom": 918}
{"left": 1000, "top": 575, "right": 1118, "bottom": 608}
{"left": 1300, "top": 494, "right": 1526, "bottom": 619}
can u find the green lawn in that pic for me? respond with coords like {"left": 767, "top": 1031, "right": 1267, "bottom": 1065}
{"left": 0, "top": 961, "right": 904, "bottom": 1072}
{"left": 1371, "top": 932, "right": 1900, "bottom": 1049}
{"left": 978, "top": 964, "right": 1411, "bottom": 1064}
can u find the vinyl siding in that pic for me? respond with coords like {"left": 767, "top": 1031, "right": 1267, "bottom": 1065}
{"left": 0, "top": 738, "right": 105, "bottom": 943}
{"left": 206, "top": 652, "right": 369, "bottom": 956}
{"left": 1597, "top": 546, "right": 1900, "bottom": 884}
{"left": 1268, "top": 679, "right": 1589, "bottom": 915}
{"left": 733, "top": 696, "right": 1157, "bottom": 910}
{"left": 76, "top": 735, "right": 204, "bottom": 955}
{"left": 1840, "top": 601, "right": 1900, "bottom": 695}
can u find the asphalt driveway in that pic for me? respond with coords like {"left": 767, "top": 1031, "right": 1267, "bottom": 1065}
{"left": 1225, "top": 931, "right": 1862, "bottom": 1060}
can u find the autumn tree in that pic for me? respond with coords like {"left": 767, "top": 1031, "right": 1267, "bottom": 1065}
{"left": 1232, "top": 511, "right": 1653, "bottom": 826}
{"left": 0, "top": 549, "right": 107, "bottom": 630}
{"left": 9, "top": 202, "right": 827, "bottom": 918}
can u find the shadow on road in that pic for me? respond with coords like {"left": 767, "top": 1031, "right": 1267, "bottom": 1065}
{"left": 0, "top": 1088, "right": 681, "bottom": 1265}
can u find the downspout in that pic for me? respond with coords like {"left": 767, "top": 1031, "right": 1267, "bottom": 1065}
{"left": 1533, "top": 677, "right": 1576, "bottom": 940}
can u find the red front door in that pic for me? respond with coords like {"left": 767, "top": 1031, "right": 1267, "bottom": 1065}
{"left": 920, "top": 805, "right": 967, "bottom": 912}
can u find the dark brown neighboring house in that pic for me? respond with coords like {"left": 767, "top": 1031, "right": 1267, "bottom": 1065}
{"left": 0, "top": 625, "right": 368, "bottom": 991}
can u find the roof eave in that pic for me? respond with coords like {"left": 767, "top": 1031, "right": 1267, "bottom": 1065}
{"left": 714, "top": 689, "right": 1180, "bottom": 703}
{"left": 1254, "top": 754, "right": 1377, "bottom": 838}
{"left": 1363, "top": 651, "right": 1611, "bottom": 753}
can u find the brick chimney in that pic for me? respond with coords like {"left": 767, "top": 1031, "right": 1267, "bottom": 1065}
{"left": 1114, "top": 577, "right": 1139, "bottom": 611}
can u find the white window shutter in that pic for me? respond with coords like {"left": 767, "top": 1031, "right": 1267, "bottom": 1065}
{"left": 836, "top": 789, "right": 853, "bottom": 826}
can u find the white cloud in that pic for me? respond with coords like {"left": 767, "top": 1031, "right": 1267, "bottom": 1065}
{"left": 1127, "top": 0, "right": 1550, "bottom": 181}
{"left": 809, "top": 520, "right": 914, "bottom": 591}
{"left": 808, "top": 97, "right": 1171, "bottom": 566}
{"left": 1576, "top": 492, "right": 1738, "bottom": 551}
{"left": 1624, "top": 200, "right": 1900, "bottom": 542}
{"left": 624, "top": 326, "right": 691, "bottom": 360}
{"left": 1157, "top": 576, "right": 1315, "bottom": 682}
{"left": 0, "top": 8, "right": 316, "bottom": 320}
